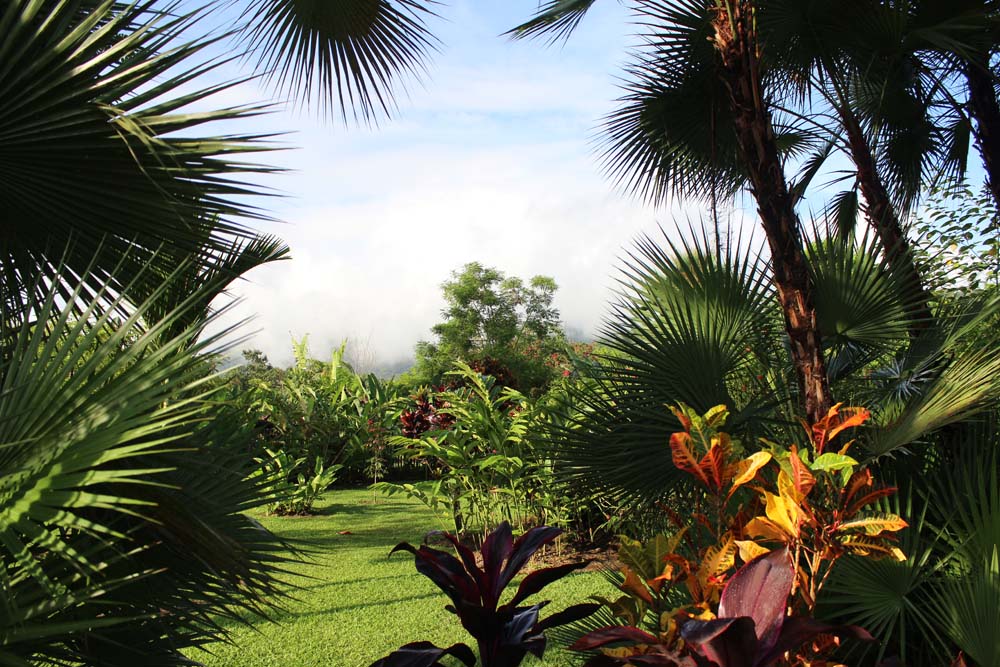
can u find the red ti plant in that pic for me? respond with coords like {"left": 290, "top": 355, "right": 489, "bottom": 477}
{"left": 370, "top": 522, "right": 599, "bottom": 667}
{"left": 680, "top": 549, "right": 872, "bottom": 667}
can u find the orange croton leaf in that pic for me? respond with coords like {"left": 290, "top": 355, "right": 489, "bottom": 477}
{"left": 699, "top": 433, "right": 732, "bottom": 493}
{"left": 786, "top": 446, "right": 816, "bottom": 499}
{"left": 620, "top": 566, "right": 655, "bottom": 604}
{"left": 671, "top": 404, "right": 693, "bottom": 432}
{"left": 810, "top": 403, "right": 870, "bottom": 454}
{"left": 841, "top": 468, "right": 874, "bottom": 507}
{"left": 670, "top": 431, "right": 712, "bottom": 488}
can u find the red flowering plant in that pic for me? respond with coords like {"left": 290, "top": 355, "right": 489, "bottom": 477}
{"left": 571, "top": 404, "right": 904, "bottom": 666}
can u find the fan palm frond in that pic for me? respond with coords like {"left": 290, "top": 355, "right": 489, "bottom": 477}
{"left": 548, "top": 223, "right": 789, "bottom": 511}
{"left": 865, "top": 295, "right": 1000, "bottom": 456}
{"left": 0, "top": 257, "right": 294, "bottom": 664}
{"left": 235, "top": 0, "right": 440, "bottom": 122}
{"left": 0, "top": 0, "right": 281, "bottom": 306}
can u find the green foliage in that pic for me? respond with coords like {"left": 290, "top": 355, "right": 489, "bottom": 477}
{"left": 0, "top": 262, "right": 294, "bottom": 664}
{"left": 225, "top": 338, "right": 413, "bottom": 486}
{"left": 377, "top": 364, "right": 576, "bottom": 541}
{"left": 410, "top": 263, "right": 566, "bottom": 393}
{"left": 256, "top": 448, "right": 343, "bottom": 515}
{"left": 914, "top": 184, "right": 1000, "bottom": 293}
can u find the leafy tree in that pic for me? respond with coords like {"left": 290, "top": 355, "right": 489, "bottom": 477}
{"left": 411, "top": 263, "right": 565, "bottom": 391}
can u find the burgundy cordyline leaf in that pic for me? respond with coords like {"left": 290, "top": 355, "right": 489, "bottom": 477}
{"left": 681, "top": 617, "right": 757, "bottom": 667}
{"left": 368, "top": 641, "right": 476, "bottom": 667}
{"left": 507, "top": 560, "right": 590, "bottom": 608}
{"left": 500, "top": 525, "right": 561, "bottom": 591}
{"left": 482, "top": 522, "right": 515, "bottom": 606}
{"left": 718, "top": 548, "right": 793, "bottom": 654}
{"left": 570, "top": 625, "right": 661, "bottom": 651}
{"left": 390, "top": 542, "right": 478, "bottom": 606}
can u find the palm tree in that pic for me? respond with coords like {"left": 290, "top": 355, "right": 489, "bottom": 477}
{"left": 513, "top": 0, "right": 833, "bottom": 423}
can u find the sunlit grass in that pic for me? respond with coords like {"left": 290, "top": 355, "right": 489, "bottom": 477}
{"left": 191, "top": 488, "right": 611, "bottom": 667}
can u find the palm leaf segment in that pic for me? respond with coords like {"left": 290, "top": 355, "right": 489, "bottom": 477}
{"left": 0, "top": 0, "right": 284, "bottom": 305}
{"left": 548, "top": 225, "right": 787, "bottom": 509}
{"left": 236, "top": 0, "right": 440, "bottom": 121}
{"left": 0, "top": 262, "right": 295, "bottom": 665}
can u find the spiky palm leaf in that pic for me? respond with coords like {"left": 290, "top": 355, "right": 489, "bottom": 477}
{"left": 597, "top": 0, "right": 819, "bottom": 206}
{"left": 0, "top": 259, "right": 294, "bottom": 665}
{"left": 235, "top": 0, "right": 440, "bottom": 121}
{"left": 819, "top": 488, "right": 955, "bottom": 666}
{"left": 546, "top": 224, "right": 791, "bottom": 511}
{"left": 0, "top": 0, "right": 282, "bottom": 310}
{"left": 507, "top": 0, "right": 600, "bottom": 43}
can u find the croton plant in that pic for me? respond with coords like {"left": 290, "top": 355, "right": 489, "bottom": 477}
{"left": 572, "top": 403, "right": 905, "bottom": 666}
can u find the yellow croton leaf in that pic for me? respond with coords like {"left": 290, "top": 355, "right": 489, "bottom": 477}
{"left": 837, "top": 514, "right": 909, "bottom": 536}
{"left": 842, "top": 535, "right": 907, "bottom": 561}
{"left": 764, "top": 489, "right": 801, "bottom": 538}
{"left": 697, "top": 534, "right": 736, "bottom": 593}
{"left": 777, "top": 469, "right": 810, "bottom": 505}
{"left": 728, "top": 451, "right": 772, "bottom": 498}
{"left": 735, "top": 539, "right": 771, "bottom": 563}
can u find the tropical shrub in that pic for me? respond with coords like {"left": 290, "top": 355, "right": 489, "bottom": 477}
{"left": 408, "top": 263, "right": 567, "bottom": 393}
{"left": 377, "top": 364, "right": 572, "bottom": 540}
{"left": 371, "top": 522, "right": 599, "bottom": 667}
{"left": 256, "top": 448, "right": 342, "bottom": 515}
{"left": 569, "top": 404, "right": 902, "bottom": 666}
{"left": 573, "top": 549, "right": 870, "bottom": 667}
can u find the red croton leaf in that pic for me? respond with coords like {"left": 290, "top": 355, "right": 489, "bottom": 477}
{"left": 670, "top": 431, "right": 712, "bottom": 488}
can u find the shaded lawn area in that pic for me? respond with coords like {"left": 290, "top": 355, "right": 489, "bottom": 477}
{"left": 192, "top": 488, "right": 612, "bottom": 667}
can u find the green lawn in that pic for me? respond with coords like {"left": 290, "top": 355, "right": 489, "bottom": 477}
{"left": 192, "top": 488, "right": 612, "bottom": 667}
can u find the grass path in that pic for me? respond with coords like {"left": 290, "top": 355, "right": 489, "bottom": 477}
{"left": 192, "top": 489, "right": 612, "bottom": 667}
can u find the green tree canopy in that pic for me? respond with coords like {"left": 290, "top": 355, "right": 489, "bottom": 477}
{"left": 411, "top": 263, "right": 564, "bottom": 391}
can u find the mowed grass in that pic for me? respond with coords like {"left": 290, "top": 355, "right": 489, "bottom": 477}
{"left": 191, "top": 488, "right": 613, "bottom": 667}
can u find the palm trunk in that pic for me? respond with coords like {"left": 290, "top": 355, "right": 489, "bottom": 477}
{"left": 711, "top": 1, "right": 832, "bottom": 424}
{"left": 965, "top": 57, "right": 1000, "bottom": 210}
{"left": 840, "top": 105, "right": 934, "bottom": 335}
